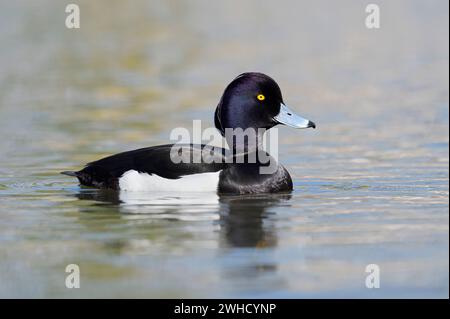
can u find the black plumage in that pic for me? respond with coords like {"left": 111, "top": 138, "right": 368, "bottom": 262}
{"left": 62, "top": 144, "right": 225, "bottom": 189}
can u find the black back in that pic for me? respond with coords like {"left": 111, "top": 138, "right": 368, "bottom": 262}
{"left": 73, "top": 144, "right": 225, "bottom": 189}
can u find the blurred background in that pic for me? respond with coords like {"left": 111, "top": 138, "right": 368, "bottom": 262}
{"left": 0, "top": 0, "right": 448, "bottom": 298}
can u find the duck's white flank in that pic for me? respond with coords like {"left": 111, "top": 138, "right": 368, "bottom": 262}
{"left": 118, "top": 170, "right": 221, "bottom": 192}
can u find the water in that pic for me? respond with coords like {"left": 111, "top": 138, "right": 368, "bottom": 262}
{"left": 0, "top": 0, "right": 448, "bottom": 298}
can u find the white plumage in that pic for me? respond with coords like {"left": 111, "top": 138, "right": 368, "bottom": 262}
{"left": 118, "top": 170, "right": 221, "bottom": 192}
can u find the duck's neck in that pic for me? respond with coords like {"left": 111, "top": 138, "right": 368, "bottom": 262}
{"left": 224, "top": 127, "right": 265, "bottom": 156}
{"left": 220, "top": 127, "right": 280, "bottom": 174}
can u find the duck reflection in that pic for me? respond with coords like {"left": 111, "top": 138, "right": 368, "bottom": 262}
{"left": 218, "top": 194, "right": 290, "bottom": 248}
{"left": 73, "top": 189, "right": 290, "bottom": 249}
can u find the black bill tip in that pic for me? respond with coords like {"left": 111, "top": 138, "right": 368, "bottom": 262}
{"left": 307, "top": 121, "right": 316, "bottom": 129}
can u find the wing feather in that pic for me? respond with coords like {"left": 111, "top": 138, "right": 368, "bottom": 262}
{"left": 74, "top": 144, "right": 226, "bottom": 189}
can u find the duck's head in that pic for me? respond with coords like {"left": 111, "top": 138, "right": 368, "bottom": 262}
{"left": 214, "top": 72, "right": 316, "bottom": 137}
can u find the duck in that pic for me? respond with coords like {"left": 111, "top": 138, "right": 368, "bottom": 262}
{"left": 61, "top": 72, "right": 316, "bottom": 194}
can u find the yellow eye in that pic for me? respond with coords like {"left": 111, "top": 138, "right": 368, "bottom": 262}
{"left": 257, "top": 94, "right": 265, "bottom": 101}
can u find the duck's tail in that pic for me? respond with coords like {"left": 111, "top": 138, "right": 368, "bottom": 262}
{"left": 61, "top": 170, "right": 86, "bottom": 185}
{"left": 60, "top": 171, "right": 78, "bottom": 177}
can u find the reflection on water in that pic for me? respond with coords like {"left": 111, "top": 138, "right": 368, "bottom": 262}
{"left": 77, "top": 189, "right": 220, "bottom": 217}
{"left": 0, "top": 0, "right": 448, "bottom": 298}
{"left": 75, "top": 189, "right": 290, "bottom": 249}
{"left": 218, "top": 195, "right": 288, "bottom": 248}
{"left": 71, "top": 189, "right": 289, "bottom": 296}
